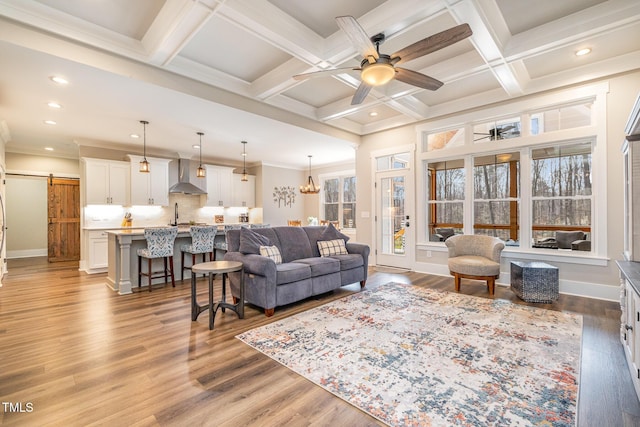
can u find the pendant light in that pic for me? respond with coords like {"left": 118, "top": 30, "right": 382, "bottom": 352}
{"left": 241, "top": 140, "right": 248, "bottom": 182}
{"left": 300, "top": 155, "right": 320, "bottom": 194}
{"left": 196, "top": 132, "right": 205, "bottom": 178}
{"left": 139, "top": 120, "right": 150, "bottom": 173}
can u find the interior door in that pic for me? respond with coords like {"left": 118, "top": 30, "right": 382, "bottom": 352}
{"left": 376, "top": 169, "right": 413, "bottom": 269}
{"left": 48, "top": 177, "right": 80, "bottom": 262}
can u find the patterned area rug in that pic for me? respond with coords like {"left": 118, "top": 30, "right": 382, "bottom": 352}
{"left": 236, "top": 283, "right": 582, "bottom": 426}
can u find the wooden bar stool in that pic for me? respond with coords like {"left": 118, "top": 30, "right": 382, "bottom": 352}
{"left": 137, "top": 227, "right": 178, "bottom": 292}
{"left": 180, "top": 225, "right": 217, "bottom": 281}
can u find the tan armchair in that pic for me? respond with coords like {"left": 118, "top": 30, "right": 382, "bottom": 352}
{"left": 445, "top": 234, "right": 505, "bottom": 295}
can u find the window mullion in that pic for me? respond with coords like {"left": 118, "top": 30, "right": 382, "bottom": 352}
{"left": 520, "top": 149, "right": 532, "bottom": 248}
{"left": 464, "top": 155, "right": 474, "bottom": 234}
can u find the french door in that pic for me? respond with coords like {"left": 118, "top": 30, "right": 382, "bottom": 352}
{"left": 375, "top": 169, "right": 413, "bottom": 269}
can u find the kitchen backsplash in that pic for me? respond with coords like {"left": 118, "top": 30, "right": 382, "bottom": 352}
{"left": 84, "top": 193, "right": 262, "bottom": 228}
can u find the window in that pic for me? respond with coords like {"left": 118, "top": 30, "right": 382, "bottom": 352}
{"left": 425, "top": 142, "right": 592, "bottom": 251}
{"left": 427, "top": 159, "right": 465, "bottom": 241}
{"left": 322, "top": 173, "right": 356, "bottom": 229}
{"left": 426, "top": 128, "right": 465, "bottom": 152}
{"left": 473, "top": 117, "right": 521, "bottom": 143}
{"left": 531, "top": 102, "right": 592, "bottom": 134}
{"left": 531, "top": 142, "right": 592, "bottom": 245}
{"left": 473, "top": 153, "right": 520, "bottom": 243}
{"left": 376, "top": 153, "right": 410, "bottom": 170}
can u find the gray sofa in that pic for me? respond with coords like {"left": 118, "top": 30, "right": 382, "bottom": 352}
{"left": 223, "top": 225, "right": 370, "bottom": 316}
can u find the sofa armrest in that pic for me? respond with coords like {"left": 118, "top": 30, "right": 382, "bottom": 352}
{"left": 571, "top": 240, "right": 591, "bottom": 251}
{"left": 346, "top": 242, "right": 370, "bottom": 279}
{"left": 223, "top": 251, "right": 277, "bottom": 280}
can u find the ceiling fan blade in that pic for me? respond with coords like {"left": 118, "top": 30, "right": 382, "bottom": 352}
{"left": 336, "top": 16, "right": 378, "bottom": 60}
{"left": 293, "top": 67, "right": 361, "bottom": 81}
{"left": 395, "top": 68, "right": 443, "bottom": 90}
{"left": 351, "top": 82, "right": 372, "bottom": 105}
{"left": 391, "top": 23, "right": 472, "bottom": 65}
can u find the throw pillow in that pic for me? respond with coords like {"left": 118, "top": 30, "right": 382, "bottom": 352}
{"left": 319, "top": 222, "right": 350, "bottom": 242}
{"left": 317, "top": 239, "right": 348, "bottom": 257}
{"left": 239, "top": 227, "right": 271, "bottom": 254}
{"left": 259, "top": 245, "right": 282, "bottom": 264}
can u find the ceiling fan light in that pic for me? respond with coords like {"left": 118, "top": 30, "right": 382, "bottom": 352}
{"left": 361, "top": 63, "right": 395, "bottom": 86}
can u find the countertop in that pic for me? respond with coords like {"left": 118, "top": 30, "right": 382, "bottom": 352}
{"left": 84, "top": 223, "right": 247, "bottom": 231}
{"left": 617, "top": 260, "right": 640, "bottom": 295}
{"left": 105, "top": 226, "right": 226, "bottom": 236}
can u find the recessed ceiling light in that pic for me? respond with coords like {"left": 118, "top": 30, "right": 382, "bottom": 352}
{"left": 49, "top": 76, "right": 68, "bottom": 85}
{"left": 192, "top": 144, "right": 200, "bottom": 149}
{"left": 369, "top": 111, "right": 378, "bottom": 117}
{"left": 44, "top": 120, "right": 57, "bottom": 125}
{"left": 130, "top": 133, "right": 140, "bottom": 139}
{"left": 47, "top": 102, "right": 62, "bottom": 109}
{"left": 575, "top": 48, "right": 591, "bottom": 56}
{"left": 44, "top": 147, "right": 54, "bottom": 151}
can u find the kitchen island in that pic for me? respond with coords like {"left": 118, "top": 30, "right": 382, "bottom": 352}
{"left": 106, "top": 227, "right": 226, "bottom": 294}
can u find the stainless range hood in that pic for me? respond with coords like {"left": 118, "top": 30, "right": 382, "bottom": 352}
{"left": 168, "top": 159, "right": 207, "bottom": 194}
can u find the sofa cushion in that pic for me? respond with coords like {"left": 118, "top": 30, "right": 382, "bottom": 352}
{"left": 318, "top": 239, "right": 348, "bottom": 257}
{"left": 319, "top": 223, "right": 350, "bottom": 242}
{"left": 328, "top": 253, "right": 364, "bottom": 271}
{"left": 276, "top": 262, "right": 311, "bottom": 285}
{"left": 448, "top": 255, "right": 500, "bottom": 277}
{"left": 273, "top": 227, "right": 313, "bottom": 262}
{"left": 239, "top": 227, "right": 271, "bottom": 254}
{"left": 295, "top": 257, "right": 340, "bottom": 277}
{"left": 259, "top": 245, "right": 282, "bottom": 264}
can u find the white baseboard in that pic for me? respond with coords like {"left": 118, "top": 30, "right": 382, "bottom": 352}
{"left": 7, "top": 249, "right": 47, "bottom": 259}
{"left": 414, "top": 261, "right": 620, "bottom": 302}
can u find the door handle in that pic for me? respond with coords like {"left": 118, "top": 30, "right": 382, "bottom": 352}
{"left": 405, "top": 221, "right": 410, "bottom": 227}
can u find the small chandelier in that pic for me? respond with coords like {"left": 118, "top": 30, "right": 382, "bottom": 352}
{"left": 241, "top": 141, "right": 248, "bottom": 182}
{"left": 196, "top": 132, "right": 205, "bottom": 178}
{"left": 139, "top": 120, "right": 150, "bottom": 173}
{"left": 300, "top": 155, "right": 320, "bottom": 194}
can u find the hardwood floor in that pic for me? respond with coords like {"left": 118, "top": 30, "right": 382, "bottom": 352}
{"left": 0, "top": 257, "right": 639, "bottom": 426}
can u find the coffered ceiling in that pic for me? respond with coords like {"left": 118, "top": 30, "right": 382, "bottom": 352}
{"left": 0, "top": 0, "right": 639, "bottom": 169}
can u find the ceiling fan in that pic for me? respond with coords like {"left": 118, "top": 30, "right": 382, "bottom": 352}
{"left": 293, "top": 16, "right": 473, "bottom": 105}
{"left": 474, "top": 125, "right": 520, "bottom": 141}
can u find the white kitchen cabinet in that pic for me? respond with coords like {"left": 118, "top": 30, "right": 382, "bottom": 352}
{"left": 620, "top": 271, "right": 640, "bottom": 401}
{"left": 87, "top": 229, "right": 110, "bottom": 271}
{"left": 205, "top": 165, "right": 234, "bottom": 207}
{"left": 232, "top": 173, "right": 255, "bottom": 207}
{"left": 128, "top": 155, "right": 170, "bottom": 206}
{"left": 83, "top": 158, "right": 129, "bottom": 205}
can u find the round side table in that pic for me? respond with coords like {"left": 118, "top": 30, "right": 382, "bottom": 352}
{"left": 191, "top": 260, "right": 244, "bottom": 330}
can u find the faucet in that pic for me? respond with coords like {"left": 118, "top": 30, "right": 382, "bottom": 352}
{"left": 173, "top": 202, "right": 179, "bottom": 226}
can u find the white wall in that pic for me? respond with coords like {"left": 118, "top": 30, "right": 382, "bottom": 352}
{"left": 260, "top": 164, "right": 306, "bottom": 226}
{"left": 6, "top": 175, "right": 47, "bottom": 258}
